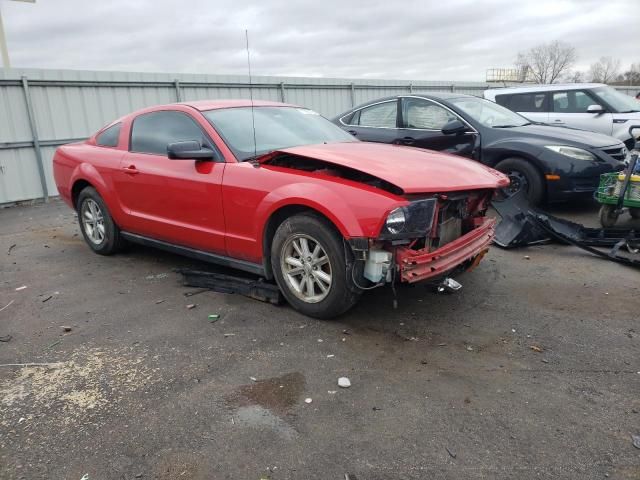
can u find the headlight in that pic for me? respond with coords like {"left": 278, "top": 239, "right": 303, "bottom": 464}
{"left": 379, "top": 199, "right": 438, "bottom": 239}
{"left": 545, "top": 145, "right": 596, "bottom": 161}
{"left": 385, "top": 207, "right": 406, "bottom": 234}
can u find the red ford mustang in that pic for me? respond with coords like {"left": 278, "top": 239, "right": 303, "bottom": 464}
{"left": 53, "top": 100, "right": 508, "bottom": 318}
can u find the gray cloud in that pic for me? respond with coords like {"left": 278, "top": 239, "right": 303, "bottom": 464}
{"left": 2, "top": 0, "right": 638, "bottom": 80}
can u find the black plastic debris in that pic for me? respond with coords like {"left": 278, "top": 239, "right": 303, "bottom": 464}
{"left": 492, "top": 190, "right": 640, "bottom": 268}
{"left": 177, "top": 269, "right": 283, "bottom": 305}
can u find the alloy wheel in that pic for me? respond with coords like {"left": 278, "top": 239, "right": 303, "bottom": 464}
{"left": 280, "top": 234, "right": 332, "bottom": 303}
{"left": 81, "top": 198, "right": 106, "bottom": 245}
{"left": 503, "top": 170, "right": 529, "bottom": 196}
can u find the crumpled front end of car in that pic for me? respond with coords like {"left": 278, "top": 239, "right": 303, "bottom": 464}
{"left": 350, "top": 190, "right": 496, "bottom": 286}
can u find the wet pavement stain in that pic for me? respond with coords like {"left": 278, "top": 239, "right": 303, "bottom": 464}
{"left": 230, "top": 372, "right": 305, "bottom": 416}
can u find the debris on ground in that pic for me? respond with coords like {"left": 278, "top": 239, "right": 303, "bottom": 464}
{"left": 530, "top": 345, "right": 544, "bottom": 353}
{"left": 7, "top": 244, "right": 16, "bottom": 255}
{"left": 0, "top": 300, "right": 14, "bottom": 313}
{"left": 42, "top": 295, "right": 53, "bottom": 303}
{"left": 15, "top": 285, "right": 27, "bottom": 291}
{"left": 0, "top": 335, "right": 12, "bottom": 343}
{"left": 445, "top": 446, "right": 457, "bottom": 459}
{"left": 326, "top": 354, "right": 335, "bottom": 358}
{"left": 492, "top": 190, "right": 640, "bottom": 268}
{"left": 632, "top": 434, "right": 640, "bottom": 449}
{"left": 46, "top": 340, "right": 62, "bottom": 349}
{"left": 224, "top": 333, "right": 235, "bottom": 337}
{"left": 186, "top": 303, "right": 196, "bottom": 310}
{"left": 145, "top": 273, "right": 169, "bottom": 280}
{"left": 523, "top": 255, "right": 530, "bottom": 260}
{"left": 328, "top": 390, "right": 337, "bottom": 394}
{"left": 466, "top": 345, "right": 474, "bottom": 351}
{"left": 250, "top": 377, "right": 257, "bottom": 382}
{"left": 338, "top": 377, "right": 351, "bottom": 388}
{"left": 61, "top": 326, "right": 72, "bottom": 332}
{"left": 304, "top": 398, "right": 313, "bottom": 404}
{"left": 155, "top": 299, "right": 165, "bottom": 304}
{"left": 208, "top": 314, "right": 220, "bottom": 322}
{"left": 178, "top": 268, "right": 283, "bottom": 305}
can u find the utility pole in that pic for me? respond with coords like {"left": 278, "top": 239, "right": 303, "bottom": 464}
{"left": 0, "top": 0, "right": 36, "bottom": 70}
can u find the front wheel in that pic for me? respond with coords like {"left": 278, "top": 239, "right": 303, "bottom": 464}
{"left": 495, "top": 157, "right": 545, "bottom": 205}
{"left": 271, "top": 214, "right": 360, "bottom": 319}
{"left": 77, "top": 186, "right": 125, "bottom": 255}
{"left": 599, "top": 204, "right": 619, "bottom": 228}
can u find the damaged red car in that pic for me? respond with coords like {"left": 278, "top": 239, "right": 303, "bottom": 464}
{"left": 53, "top": 100, "right": 509, "bottom": 318}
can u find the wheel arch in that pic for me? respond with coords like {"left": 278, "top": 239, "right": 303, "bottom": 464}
{"left": 71, "top": 179, "right": 94, "bottom": 209}
{"left": 261, "top": 204, "right": 345, "bottom": 280}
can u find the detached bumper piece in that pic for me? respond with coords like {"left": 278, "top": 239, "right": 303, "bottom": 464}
{"left": 177, "top": 269, "right": 283, "bottom": 305}
{"left": 492, "top": 191, "right": 640, "bottom": 268}
{"left": 397, "top": 217, "right": 496, "bottom": 283}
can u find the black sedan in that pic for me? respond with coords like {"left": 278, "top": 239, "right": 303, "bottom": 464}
{"left": 333, "top": 93, "right": 627, "bottom": 204}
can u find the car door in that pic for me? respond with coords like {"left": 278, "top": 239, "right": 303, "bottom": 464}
{"left": 549, "top": 90, "right": 613, "bottom": 135}
{"left": 396, "top": 97, "right": 478, "bottom": 158}
{"left": 113, "top": 109, "right": 227, "bottom": 254}
{"left": 339, "top": 99, "right": 401, "bottom": 144}
{"left": 496, "top": 92, "right": 550, "bottom": 124}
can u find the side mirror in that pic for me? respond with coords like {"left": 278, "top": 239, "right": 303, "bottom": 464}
{"left": 587, "top": 104, "right": 605, "bottom": 114}
{"left": 441, "top": 119, "right": 467, "bottom": 135}
{"left": 167, "top": 141, "right": 215, "bottom": 160}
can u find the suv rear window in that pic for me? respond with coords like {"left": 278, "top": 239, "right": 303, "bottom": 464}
{"left": 495, "top": 93, "right": 547, "bottom": 112}
{"left": 96, "top": 123, "right": 121, "bottom": 147}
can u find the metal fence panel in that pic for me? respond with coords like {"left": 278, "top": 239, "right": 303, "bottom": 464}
{"left": 1, "top": 67, "right": 638, "bottom": 205}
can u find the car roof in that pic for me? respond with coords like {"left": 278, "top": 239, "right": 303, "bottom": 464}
{"left": 179, "top": 99, "right": 296, "bottom": 111}
{"left": 485, "top": 83, "right": 607, "bottom": 96}
{"left": 352, "top": 92, "right": 472, "bottom": 108}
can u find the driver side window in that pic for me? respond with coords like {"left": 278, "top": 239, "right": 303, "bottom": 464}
{"left": 130, "top": 111, "right": 210, "bottom": 155}
{"left": 402, "top": 98, "right": 458, "bottom": 130}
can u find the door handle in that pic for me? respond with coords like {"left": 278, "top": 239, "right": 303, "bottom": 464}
{"left": 348, "top": 130, "right": 358, "bottom": 136}
{"left": 553, "top": 119, "right": 564, "bottom": 123}
{"left": 122, "top": 165, "right": 139, "bottom": 175}
{"left": 401, "top": 136, "right": 415, "bottom": 145}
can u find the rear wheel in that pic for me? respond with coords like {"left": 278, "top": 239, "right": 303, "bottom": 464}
{"left": 630, "top": 208, "right": 640, "bottom": 220}
{"left": 77, "top": 186, "right": 125, "bottom": 255}
{"left": 599, "top": 204, "right": 619, "bottom": 228}
{"left": 271, "top": 214, "right": 360, "bottom": 319}
{"left": 495, "top": 157, "right": 545, "bottom": 205}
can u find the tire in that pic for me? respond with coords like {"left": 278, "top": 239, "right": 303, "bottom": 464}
{"left": 77, "top": 186, "right": 125, "bottom": 255}
{"left": 495, "top": 157, "right": 545, "bottom": 206}
{"left": 630, "top": 208, "right": 640, "bottom": 220}
{"left": 271, "top": 214, "right": 360, "bottom": 319}
{"left": 599, "top": 204, "right": 619, "bottom": 228}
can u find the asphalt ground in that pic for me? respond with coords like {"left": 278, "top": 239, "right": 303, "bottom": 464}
{"left": 0, "top": 198, "right": 639, "bottom": 480}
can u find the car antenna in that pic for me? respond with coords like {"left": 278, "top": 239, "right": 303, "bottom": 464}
{"left": 245, "top": 29, "right": 259, "bottom": 166}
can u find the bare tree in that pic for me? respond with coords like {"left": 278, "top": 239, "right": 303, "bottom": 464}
{"left": 589, "top": 56, "right": 622, "bottom": 83}
{"left": 515, "top": 41, "right": 577, "bottom": 84}
{"left": 563, "top": 70, "right": 584, "bottom": 83}
{"left": 622, "top": 62, "right": 640, "bottom": 85}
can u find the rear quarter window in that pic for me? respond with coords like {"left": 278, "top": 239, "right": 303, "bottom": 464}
{"left": 496, "top": 93, "right": 547, "bottom": 112}
{"left": 96, "top": 123, "right": 122, "bottom": 147}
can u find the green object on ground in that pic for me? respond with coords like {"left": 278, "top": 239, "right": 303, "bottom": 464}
{"left": 208, "top": 314, "right": 220, "bottom": 322}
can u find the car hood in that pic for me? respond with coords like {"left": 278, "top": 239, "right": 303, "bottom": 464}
{"left": 501, "top": 124, "right": 622, "bottom": 147}
{"left": 262, "top": 142, "right": 509, "bottom": 194}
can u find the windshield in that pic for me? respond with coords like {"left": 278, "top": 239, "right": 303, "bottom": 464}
{"left": 450, "top": 96, "right": 530, "bottom": 128}
{"left": 203, "top": 106, "right": 356, "bottom": 160}
{"left": 591, "top": 86, "right": 640, "bottom": 113}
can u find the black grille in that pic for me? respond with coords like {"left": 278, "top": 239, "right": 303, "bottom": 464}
{"left": 601, "top": 146, "right": 627, "bottom": 162}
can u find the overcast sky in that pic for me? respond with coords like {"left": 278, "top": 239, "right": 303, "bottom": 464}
{"left": 2, "top": 0, "right": 637, "bottom": 81}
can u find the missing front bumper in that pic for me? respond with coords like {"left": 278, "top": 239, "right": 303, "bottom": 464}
{"left": 395, "top": 217, "right": 496, "bottom": 283}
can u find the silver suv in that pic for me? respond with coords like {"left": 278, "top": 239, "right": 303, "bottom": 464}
{"left": 484, "top": 83, "right": 640, "bottom": 149}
